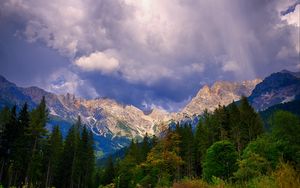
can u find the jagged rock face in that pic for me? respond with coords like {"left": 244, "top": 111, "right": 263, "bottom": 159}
{"left": 80, "top": 99, "right": 157, "bottom": 138}
{"left": 248, "top": 71, "right": 300, "bottom": 111}
{"left": 179, "top": 79, "right": 261, "bottom": 117}
{"left": 45, "top": 95, "right": 169, "bottom": 140}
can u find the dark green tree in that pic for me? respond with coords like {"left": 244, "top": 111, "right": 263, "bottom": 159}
{"left": 239, "top": 96, "right": 263, "bottom": 150}
{"left": 58, "top": 117, "right": 81, "bottom": 188}
{"left": 202, "top": 140, "right": 238, "bottom": 182}
{"left": 270, "top": 111, "right": 300, "bottom": 167}
{"left": 26, "top": 97, "right": 48, "bottom": 187}
{"left": 141, "top": 133, "right": 151, "bottom": 162}
{"left": 242, "top": 134, "right": 284, "bottom": 169}
{"left": 214, "top": 105, "right": 230, "bottom": 140}
{"left": 194, "top": 110, "right": 219, "bottom": 176}
{"left": 77, "top": 126, "right": 95, "bottom": 187}
{"left": 234, "top": 152, "right": 271, "bottom": 182}
{"left": 176, "top": 124, "right": 195, "bottom": 178}
{"left": 44, "top": 125, "right": 63, "bottom": 188}
{"left": 102, "top": 155, "right": 115, "bottom": 185}
{"left": 0, "top": 107, "right": 10, "bottom": 184}
{"left": 10, "top": 103, "right": 30, "bottom": 186}
{"left": 228, "top": 102, "right": 243, "bottom": 154}
{"left": 0, "top": 105, "right": 17, "bottom": 187}
{"left": 116, "top": 139, "right": 139, "bottom": 188}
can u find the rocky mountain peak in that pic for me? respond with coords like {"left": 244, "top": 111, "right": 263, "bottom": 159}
{"left": 197, "top": 85, "right": 210, "bottom": 96}
{"left": 249, "top": 70, "right": 300, "bottom": 110}
{"left": 180, "top": 79, "right": 261, "bottom": 117}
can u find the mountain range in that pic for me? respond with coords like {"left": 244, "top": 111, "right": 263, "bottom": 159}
{"left": 1, "top": 70, "right": 299, "bottom": 155}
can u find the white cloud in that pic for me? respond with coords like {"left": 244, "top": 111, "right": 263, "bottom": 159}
{"left": 74, "top": 51, "right": 120, "bottom": 74}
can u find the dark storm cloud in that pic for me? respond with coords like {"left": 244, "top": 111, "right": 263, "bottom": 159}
{"left": 281, "top": 0, "right": 300, "bottom": 15}
{"left": 0, "top": 0, "right": 299, "bottom": 111}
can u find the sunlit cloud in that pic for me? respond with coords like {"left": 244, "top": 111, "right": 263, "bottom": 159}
{"left": 75, "top": 50, "right": 120, "bottom": 74}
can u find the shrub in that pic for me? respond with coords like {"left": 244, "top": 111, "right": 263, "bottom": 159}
{"left": 234, "top": 153, "right": 271, "bottom": 182}
{"left": 273, "top": 162, "right": 300, "bottom": 188}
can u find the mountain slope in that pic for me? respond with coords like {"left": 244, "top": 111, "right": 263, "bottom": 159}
{"left": 259, "top": 99, "right": 300, "bottom": 126}
{"left": 0, "top": 75, "right": 35, "bottom": 108}
{"left": 248, "top": 70, "right": 300, "bottom": 111}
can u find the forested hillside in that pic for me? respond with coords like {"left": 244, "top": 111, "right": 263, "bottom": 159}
{"left": 0, "top": 97, "right": 95, "bottom": 188}
{"left": 97, "top": 97, "right": 300, "bottom": 188}
{"left": 1, "top": 96, "right": 300, "bottom": 188}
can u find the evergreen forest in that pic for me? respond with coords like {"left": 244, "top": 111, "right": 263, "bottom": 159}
{"left": 1, "top": 96, "right": 300, "bottom": 187}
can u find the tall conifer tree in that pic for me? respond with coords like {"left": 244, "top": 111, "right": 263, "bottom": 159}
{"left": 26, "top": 97, "right": 48, "bottom": 187}
{"left": 44, "top": 125, "right": 63, "bottom": 188}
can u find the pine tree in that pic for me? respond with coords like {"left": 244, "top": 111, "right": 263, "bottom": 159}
{"left": 176, "top": 124, "right": 195, "bottom": 178}
{"left": 44, "top": 125, "right": 63, "bottom": 188}
{"left": 102, "top": 155, "right": 115, "bottom": 185}
{"left": 58, "top": 116, "right": 81, "bottom": 188}
{"left": 204, "top": 110, "right": 219, "bottom": 144}
{"left": 141, "top": 133, "right": 151, "bottom": 162}
{"left": 214, "top": 105, "right": 230, "bottom": 140}
{"left": 0, "top": 105, "right": 18, "bottom": 187}
{"left": 239, "top": 96, "right": 263, "bottom": 150}
{"left": 184, "top": 124, "right": 195, "bottom": 178}
{"left": 87, "top": 130, "right": 95, "bottom": 187}
{"left": 26, "top": 97, "right": 48, "bottom": 187}
{"left": 77, "top": 126, "right": 95, "bottom": 188}
{"left": 5, "top": 105, "right": 18, "bottom": 157}
{"left": 127, "top": 139, "right": 139, "bottom": 162}
{"left": 117, "top": 140, "right": 139, "bottom": 188}
{"left": 58, "top": 125, "right": 78, "bottom": 188}
{"left": 228, "top": 102, "right": 243, "bottom": 154}
{"left": 194, "top": 110, "right": 218, "bottom": 176}
{"left": 10, "top": 103, "right": 30, "bottom": 186}
{"left": 0, "top": 106, "right": 10, "bottom": 184}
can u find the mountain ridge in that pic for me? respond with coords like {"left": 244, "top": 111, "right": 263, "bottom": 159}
{"left": 178, "top": 79, "right": 262, "bottom": 118}
{"left": 0, "top": 74, "right": 260, "bottom": 140}
{"left": 1, "top": 70, "right": 299, "bottom": 154}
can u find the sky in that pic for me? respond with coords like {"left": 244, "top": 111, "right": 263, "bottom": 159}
{"left": 0, "top": 0, "right": 299, "bottom": 111}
